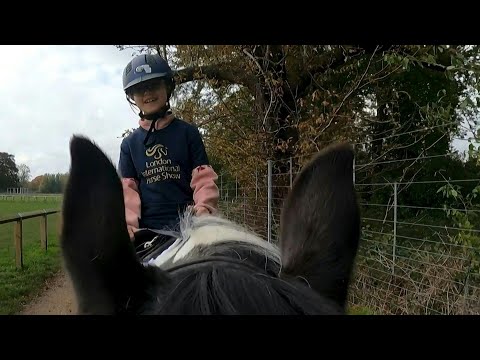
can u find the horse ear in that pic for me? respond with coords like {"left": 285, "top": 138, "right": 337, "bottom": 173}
{"left": 279, "top": 142, "right": 361, "bottom": 310}
{"left": 60, "top": 135, "right": 166, "bottom": 314}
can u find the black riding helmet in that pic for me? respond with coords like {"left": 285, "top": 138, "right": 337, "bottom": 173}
{"left": 123, "top": 53, "right": 176, "bottom": 146}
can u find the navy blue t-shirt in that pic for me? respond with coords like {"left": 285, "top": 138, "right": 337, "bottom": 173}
{"left": 118, "top": 118, "right": 209, "bottom": 230}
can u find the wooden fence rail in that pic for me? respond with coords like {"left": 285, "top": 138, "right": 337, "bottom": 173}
{"left": 0, "top": 209, "right": 60, "bottom": 269}
{"left": 0, "top": 195, "right": 63, "bottom": 202}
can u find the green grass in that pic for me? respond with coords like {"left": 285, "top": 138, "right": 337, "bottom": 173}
{"left": 0, "top": 197, "right": 61, "bottom": 217}
{"left": 0, "top": 197, "right": 62, "bottom": 315}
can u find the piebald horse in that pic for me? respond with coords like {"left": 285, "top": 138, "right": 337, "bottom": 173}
{"left": 60, "top": 136, "right": 361, "bottom": 315}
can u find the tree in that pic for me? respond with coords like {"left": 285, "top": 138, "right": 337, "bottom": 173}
{"left": 29, "top": 175, "right": 44, "bottom": 192}
{"left": 17, "top": 164, "right": 31, "bottom": 187}
{"left": 0, "top": 152, "right": 19, "bottom": 191}
{"left": 118, "top": 45, "right": 477, "bottom": 154}
{"left": 38, "top": 173, "right": 67, "bottom": 194}
{"left": 116, "top": 45, "right": 480, "bottom": 214}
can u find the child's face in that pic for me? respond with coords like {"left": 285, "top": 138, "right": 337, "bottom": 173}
{"left": 130, "top": 78, "right": 168, "bottom": 115}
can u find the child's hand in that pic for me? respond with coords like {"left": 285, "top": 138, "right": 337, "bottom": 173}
{"left": 127, "top": 225, "right": 138, "bottom": 241}
{"left": 185, "top": 205, "right": 210, "bottom": 216}
{"left": 194, "top": 206, "right": 210, "bottom": 216}
{"left": 188, "top": 205, "right": 210, "bottom": 217}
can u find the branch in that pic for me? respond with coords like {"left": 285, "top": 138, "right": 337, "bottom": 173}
{"left": 174, "top": 62, "right": 256, "bottom": 93}
{"left": 295, "top": 46, "right": 358, "bottom": 97}
{"left": 292, "top": 45, "right": 390, "bottom": 97}
{"left": 242, "top": 48, "right": 274, "bottom": 129}
{"left": 294, "top": 45, "right": 455, "bottom": 98}
{"left": 314, "top": 46, "right": 380, "bottom": 140}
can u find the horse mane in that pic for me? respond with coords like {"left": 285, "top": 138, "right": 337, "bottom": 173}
{"left": 60, "top": 135, "right": 361, "bottom": 315}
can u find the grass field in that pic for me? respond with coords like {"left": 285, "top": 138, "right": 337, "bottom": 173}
{"left": 0, "top": 197, "right": 62, "bottom": 315}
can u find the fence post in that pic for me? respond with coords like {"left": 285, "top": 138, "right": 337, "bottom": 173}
{"left": 40, "top": 210, "right": 48, "bottom": 251}
{"left": 289, "top": 157, "right": 293, "bottom": 189}
{"left": 393, "top": 182, "right": 397, "bottom": 276}
{"left": 255, "top": 170, "right": 258, "bottom": 201}
{"left": 220, "top": 174, "right": 223, "bottom": 200}
{"left": 15, "top": 214, "right": 23, "bottom": 269}
{"left": 463, "top": 271, "right": 470, "bottom": 313}
{"left": 353, "top": 154, "right": 356, "bottom": 185}
{"left": 243, "top": 190, "right": 246, "bottom": 226}
{"left": 267, "top": 160, "right": 272, "bottom": 243}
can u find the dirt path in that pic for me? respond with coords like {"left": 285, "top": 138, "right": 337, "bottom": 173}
{"left": 18, "top": 270, "right": 77, "bottom": 315}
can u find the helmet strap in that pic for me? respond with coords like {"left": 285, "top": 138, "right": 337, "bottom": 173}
{"left": 141, "top": 101, "right": 171, "bottom": 147}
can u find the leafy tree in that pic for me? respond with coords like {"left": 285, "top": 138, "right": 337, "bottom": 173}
{"left": 0, "top": 152, "right": 19, "bottom": 191}
{"left": 17, "top": 164, "right": 31, "bottom": 187}
{"left": 116, "top": 45, "right": 480, "bottom": 211}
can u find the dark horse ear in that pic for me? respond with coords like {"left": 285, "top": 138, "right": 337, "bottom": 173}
{"left": 60, "top": 135, "right": 167, "bottom": 314}
{"left": 279, "top": 143, "right": 361, "bottom": 310}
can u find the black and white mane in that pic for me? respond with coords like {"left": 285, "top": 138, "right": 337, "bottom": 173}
{"left": 60, "top": 136, "right": 361, "bottom": 315}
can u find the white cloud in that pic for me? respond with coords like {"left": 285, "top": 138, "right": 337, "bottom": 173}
{"left": 0, "top": 45, "right": 141, "bottom": 178}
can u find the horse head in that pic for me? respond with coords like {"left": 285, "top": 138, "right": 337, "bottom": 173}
{"left": 60, "top": 135, "right": 361, "bottom": 315}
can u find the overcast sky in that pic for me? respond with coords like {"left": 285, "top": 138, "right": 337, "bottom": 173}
{"left": 0, "top": 45, "right": 472, "bottom": 180}
{"left": 0, "top": 45, "right": 140, "bottom": 179}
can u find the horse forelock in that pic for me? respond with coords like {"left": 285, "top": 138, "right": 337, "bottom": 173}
{"left": 138, "top": 214, "right": 317, "bottom": 315}
{"left": 146, "top": 213, "right": 281, "bottom": 271}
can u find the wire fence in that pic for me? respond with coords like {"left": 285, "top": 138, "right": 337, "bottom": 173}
{"left": 217, "top": 151, "right": 480, "bottom": 315}
{"left": 2, "top": 143, "right": 478, "bottom": 314}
